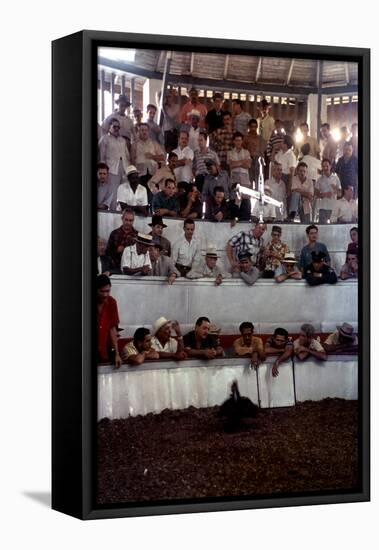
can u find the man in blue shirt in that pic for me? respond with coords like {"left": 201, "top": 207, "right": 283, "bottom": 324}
{"left": 152, "top": 178, "right": 179, "bottom": 217}
{"left": 335, "top": 142, "right": 358, "bottom": 197}
{"left": 299, "top": 224, "right": 330, "bottom": 275}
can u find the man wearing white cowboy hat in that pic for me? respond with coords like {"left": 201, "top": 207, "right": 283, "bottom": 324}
{"left": 274, "top": 252, "right": 302, "bottom": 283}
{"left": 323, "top": 322, "right": 358, "bottom": 352}
{"left": 121, "top": 233, "right": 153, "bottom": 276}
{"left": 150, "top": 317, "right": 187, "bottom": 360}
{"left": 101, "top": 94, "right": 135, "bottom": 145}
{"left": 116, "top": 165, "right": 148, "bottom": 216}
{"left": 187, "top": 246, "right": 231, "bottom": 284}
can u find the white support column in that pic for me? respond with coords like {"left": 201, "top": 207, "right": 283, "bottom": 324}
{"left": 143, "top": 78, "right": 163, "bottom": 114}
{"left": 307, "top": 93, "right": 327, "bottom": 138}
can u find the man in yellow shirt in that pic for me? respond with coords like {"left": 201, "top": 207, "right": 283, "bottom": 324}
{"left": 233, "top": 321, "right": 265, "bottom": 369}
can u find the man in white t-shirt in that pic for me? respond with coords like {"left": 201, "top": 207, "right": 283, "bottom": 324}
{"left": 173, "top": 131, "right": 194, "bottom": 183}
{"left": 116, "top": 165, "right": 148, "bottom": 215}
{"left": 330, "top": 185, "right": 358, "bottom": 223}
{"left": 314, "top": 158, "right": 342, "bottom": 224}
{"left": 264, "top": 161, "right": 287, "bottom": 220}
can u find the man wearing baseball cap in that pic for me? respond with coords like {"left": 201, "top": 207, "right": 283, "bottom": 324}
{"left": 150, "top": 317, "right": 187, "bottom": 360}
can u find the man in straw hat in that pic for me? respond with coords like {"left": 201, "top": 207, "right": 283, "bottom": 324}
{"left": 187, "top": 247, "right": 231, "bottom": 284}
{"left": 150, "top": 317, "right": 187, "bottom": 360}
{"left": 323, "top": 323, "right": 358, "bottom": 352}
{"left": 275, "top": 252, "right": 302, "bottom": 283}
{"left": 121, "top": 233, "right": 153, "bottom": 276}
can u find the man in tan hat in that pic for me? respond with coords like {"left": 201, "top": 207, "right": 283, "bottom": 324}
{"left": 148, "top": 243, "right": 179, "bottom": 283}
{"left": 121, "top": 233, "right": 153, "bottom": 276}
{"left": 187, "top": 247, "right": 230, "bottom": 284}
{"left": 275, "top": 252, "right": 302, "bottom": 283}
{"left": 323, "top": 323, "right": 358, "bottom": 352}
{"left": 116, "top": 165, "right": 148, "bottom": 215}
{"left": 150, "top": 318, "right": 187, "bottom": 360}
{"left": 101, "top": 94, "right": 135, "bottom": 147}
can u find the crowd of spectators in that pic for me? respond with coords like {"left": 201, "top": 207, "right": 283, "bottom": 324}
{"left": 96, "top": 276, "right": 358, "bottom": 374}
{"left": 98, "top": 91, "right": 359, "bottom": 225}
{"left": 97, "top": 91, "right": 359, "bottom": 373}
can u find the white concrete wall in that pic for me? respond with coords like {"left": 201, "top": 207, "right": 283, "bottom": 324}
{"left": 110, "top": 276, "right": 357, "bottom": 336}
{"left": 97, "top": 355, "right": 357, "bottom": 419}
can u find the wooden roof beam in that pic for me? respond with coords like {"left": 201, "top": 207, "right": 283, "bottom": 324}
{"left": 286, "top": 59, "right": 295, "bottom": 85}
{"left": 255, "top": 57, "right": 262, "bottom": 83}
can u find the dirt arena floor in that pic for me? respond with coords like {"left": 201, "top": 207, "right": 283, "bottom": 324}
{"left": 97, "top": 398, "right": 359, "bottom": 505}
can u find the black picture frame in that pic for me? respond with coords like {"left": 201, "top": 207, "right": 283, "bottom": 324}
{"left": 52, "top": 30, "right": 370, "bottom": 520}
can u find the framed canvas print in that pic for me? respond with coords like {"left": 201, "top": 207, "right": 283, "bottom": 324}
{"left": 52, "top": 31, "right": 370, "bottom": 520}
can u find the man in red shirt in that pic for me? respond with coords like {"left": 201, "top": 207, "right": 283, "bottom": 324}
{"left": 97, "top": 274, "right": 122, "bottom": 368}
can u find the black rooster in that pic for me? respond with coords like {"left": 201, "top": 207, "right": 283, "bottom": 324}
{"left": 219, "top": 380, "right": 259, "bottom": 432}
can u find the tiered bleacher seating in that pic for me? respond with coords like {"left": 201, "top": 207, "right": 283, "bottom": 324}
{"left": 97, "top": 214, "right": 358, "bottom": 418}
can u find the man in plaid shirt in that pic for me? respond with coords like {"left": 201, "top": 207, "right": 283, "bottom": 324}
{"left": 226, "top": 222, "right": 267, "bottom": 275}
{"left": 211, "top": 111, "right": 234, "bottom": 171}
